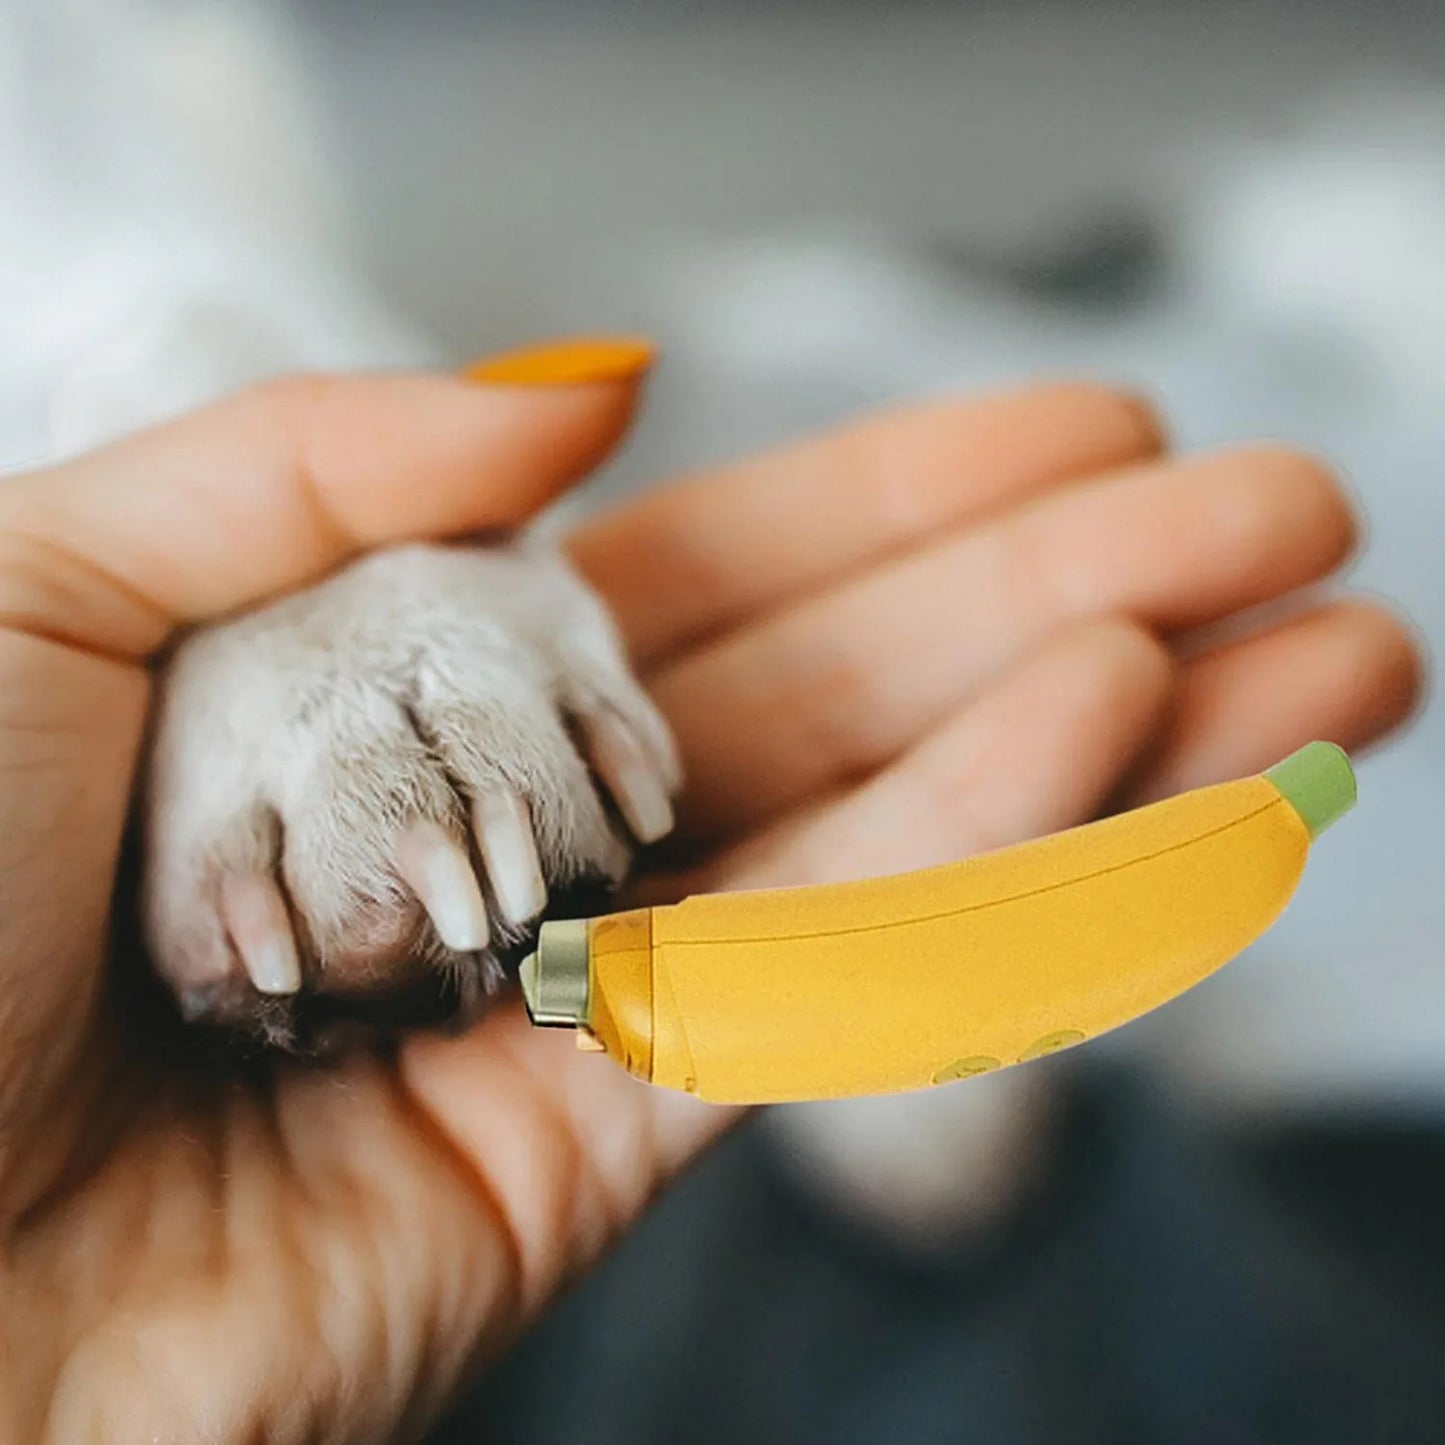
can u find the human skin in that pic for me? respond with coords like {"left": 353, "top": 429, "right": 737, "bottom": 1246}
{"left": 0, "top": 367, "right": 1420, "bottom": 1441}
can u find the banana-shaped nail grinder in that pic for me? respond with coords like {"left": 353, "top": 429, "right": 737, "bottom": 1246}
{"left": 520, "top": 741, "right": 1355, "bottom": 1104}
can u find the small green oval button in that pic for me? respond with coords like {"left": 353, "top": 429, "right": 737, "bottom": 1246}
{"left": 1019, "top": 1029, "right": 1086, "bottom": 1062}
{"left": 932, "top": 1056, "right": 1002, "bottom": 1084}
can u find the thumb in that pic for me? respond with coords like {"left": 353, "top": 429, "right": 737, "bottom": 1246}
{"left": 0, "top": 342, "right": 652, "bottom": 1201}
{"left": 0, "top": 338, "right": 654, "bottom": 659}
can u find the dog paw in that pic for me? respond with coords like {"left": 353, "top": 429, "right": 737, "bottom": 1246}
{"left": 140, "top": 537, "right": 678, "bottom": 1046}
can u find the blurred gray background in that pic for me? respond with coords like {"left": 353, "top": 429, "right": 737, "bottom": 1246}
{"left": 302, "top": 0, "right": 1445, "bottom": 362}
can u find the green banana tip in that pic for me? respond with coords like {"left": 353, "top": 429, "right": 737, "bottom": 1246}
{"left": 1265, "top": 741, "right": 1357, "bottom": 840}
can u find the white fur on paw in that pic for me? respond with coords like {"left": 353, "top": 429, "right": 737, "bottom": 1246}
{"left": 141, "top": 537, "right": 679, "bottom": 1039}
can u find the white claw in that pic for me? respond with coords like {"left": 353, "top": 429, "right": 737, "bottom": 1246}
{"left": 221, "top": 874, "right": 302, "bottom": 996}
{"left": 473, "top": 786, "right": 548, "bottom": 926}
{"left": 583, "top": 710, "right": 676, "bottom": 845}
{"left": 395, "top": 821, "right": 491, "bottom": 952}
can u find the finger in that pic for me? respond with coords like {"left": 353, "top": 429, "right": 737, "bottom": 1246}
{"left": 673, "top": 618, "right": 1173, "bottom": 895}
{"left": 656, "top": 443, "right": 1356, "bottom": 837}
{"left": 1125, "top": 597, "right": 1424, "bottom": 803}
{"left": 572, "top": 382, "right": 1163, "bottom": 665}
{"left": 401, "top": 1000, "right": 735, "bottom": 1320}
{"left": 0, "top": 357, "right": 649, "bottom": 660}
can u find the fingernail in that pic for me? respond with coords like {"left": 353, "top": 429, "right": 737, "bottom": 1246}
{"left": 584, "top": 711, "right": 676, "bottom": 845}
{"left": 463, "top": 335, "right": 657, "bottom": 388}
{"left": 221, "top": 875, "right": 303, "bottom": 996}
{"left": 395, "top": 821, "right": 491, "bottom": 951}
{"left": 473, "top": 786, "right": 548, "bottom": 926}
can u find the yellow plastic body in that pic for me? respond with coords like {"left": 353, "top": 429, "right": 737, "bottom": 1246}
{"left": 585, "top": 773, "right": 1314, "bottom": 1104}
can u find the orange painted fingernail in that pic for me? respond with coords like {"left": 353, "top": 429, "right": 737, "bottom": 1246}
{"left": 463, "top": 335, "right": 657, "bottom": 387}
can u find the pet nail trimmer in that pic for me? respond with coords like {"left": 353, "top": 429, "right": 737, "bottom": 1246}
{"left": 519, "top": 742, "right": 1356, "bottom": 1104}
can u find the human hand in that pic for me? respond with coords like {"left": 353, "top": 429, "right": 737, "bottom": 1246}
{"left": 0, "top": 364, "right": 1418, "bottom": 1440}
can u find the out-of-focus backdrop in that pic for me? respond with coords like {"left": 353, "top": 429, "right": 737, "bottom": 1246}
{"left": 5, "top": 1, "right": 1444, "bottom": 1440}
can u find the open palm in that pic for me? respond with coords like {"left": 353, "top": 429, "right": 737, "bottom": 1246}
{"left": 0, "top": 369, "right": 1417, "bottom": 1442}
